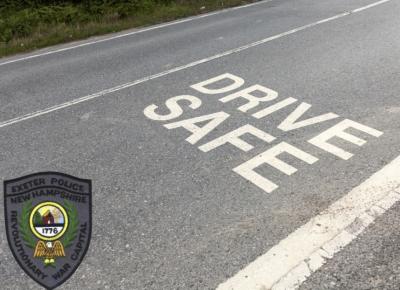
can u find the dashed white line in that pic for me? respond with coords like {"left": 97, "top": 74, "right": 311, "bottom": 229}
{"left": 0, "top": 0, "right": 392, "bottom": 129}
{"left": 217, "top": 154, "right": 400, "bottom": 290}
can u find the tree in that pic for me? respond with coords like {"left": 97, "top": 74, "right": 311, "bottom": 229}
{"left": 33, "top": 211, "right": 43, "bottom": 226}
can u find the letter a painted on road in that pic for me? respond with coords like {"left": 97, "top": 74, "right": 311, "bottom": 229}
{"left": 4, "top": 172, "right": 92, "bottom": 289}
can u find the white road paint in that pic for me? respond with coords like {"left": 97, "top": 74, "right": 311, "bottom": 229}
{"left": 233, "top": 142, "right": 318, "bottom": 193}
{"left": 191, "top": 73, "right": 245, "bottom": 95}
{"left": 218, "top": 155, "right": 400, "bottom": 290}
{"left": 0, "top": 0, "right": 274, "bottom": 67}
{"left": 219, "top": 85, "right": 278, "bottom": 112}
{"left": 143, "top": 95, "right": 202, "bottom": 121}
{"left": 199, "top": 124, "right": 276, "bottom": 152}
{"left": 309, "top": 119, "right": 383, "bottom": 160}
{"left": 0, "top": 0, "right": 392, "bottom": 130}
{"left": 164, "top": 111, "right": 230, "bottom": 144}
{"left": 252, "top": 97, "right": 298, "bottom": 119}
{"left": 277, "top": 102, "right": 339, "bottom": 132}
{"left": 144, "top": 73, "right": 383, "bottom": 194}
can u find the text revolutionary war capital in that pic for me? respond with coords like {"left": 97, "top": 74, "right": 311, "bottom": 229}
{"left": 4, "top": 172, "right": 92, "bottom": 289}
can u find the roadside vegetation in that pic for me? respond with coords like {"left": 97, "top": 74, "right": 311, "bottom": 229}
{"left": 0, "top": 0, "right": 258, "bottom": 58}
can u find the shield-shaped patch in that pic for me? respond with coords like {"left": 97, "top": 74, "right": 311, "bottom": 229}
{"left": 4, "top": 172, "right": 92, "bottom": 289}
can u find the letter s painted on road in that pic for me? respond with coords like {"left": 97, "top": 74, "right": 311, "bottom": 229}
{"left": 143, "top": 95, "right": 202, "bottom": 121}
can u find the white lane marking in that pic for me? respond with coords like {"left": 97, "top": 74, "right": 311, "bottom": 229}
{"left": 0, "top": 0, "right": 273, "bottom": 67}
{"left": 352, "top": 0, "right": 392, "bottom": 12}
{"left": 217, "top": 154, "right": 400, "bottom": 290}
{"left": 0, "top": 0, "right": 391, "bottom": 129}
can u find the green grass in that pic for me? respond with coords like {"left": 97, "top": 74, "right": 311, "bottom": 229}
{"left": 0, "top": 0, "right": 258, "bottom": 58}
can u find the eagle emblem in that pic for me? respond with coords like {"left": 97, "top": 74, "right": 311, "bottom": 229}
{"left": 34, "top": 240, "right": 66, "bottom": 265}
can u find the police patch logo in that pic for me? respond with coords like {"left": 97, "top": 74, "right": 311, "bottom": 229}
{"left": 4, "top": 172, "right": 92, "bottom": 289}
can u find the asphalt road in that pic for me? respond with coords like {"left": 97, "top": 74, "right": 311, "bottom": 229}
{"left": 1, "top": 0, "right": 400, "bottom": 289}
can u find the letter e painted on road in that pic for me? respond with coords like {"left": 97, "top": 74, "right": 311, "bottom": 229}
{"left": 233, "top": 142, "right": 318, "bottom": 193}
{"left": 308, "top": 119, "right": 383, "bottom": 160}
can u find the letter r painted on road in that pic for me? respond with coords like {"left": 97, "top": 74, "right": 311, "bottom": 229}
{"left": 219, "top": 85, "right": 278, "bottom": 112}
{"left": 308, "top": 119, "right": 383, "bottom": 160}
{"left": 233, "top": 142, "right": 318, "bottom": 193}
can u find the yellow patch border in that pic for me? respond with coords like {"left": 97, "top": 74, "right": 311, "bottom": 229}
{"left": 29, "top": 201, "right": 69, "bottom": 241}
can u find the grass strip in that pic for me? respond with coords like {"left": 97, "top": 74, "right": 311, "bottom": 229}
{"left": 0, "top": 0, "right": 259, "bottom": 58}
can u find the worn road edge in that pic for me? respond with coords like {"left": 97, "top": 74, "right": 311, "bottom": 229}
{"left": 217, "top": 154, "right": 400, "bottom": 290}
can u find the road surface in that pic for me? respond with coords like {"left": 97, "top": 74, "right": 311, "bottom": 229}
{"left": 1, "top": 0, "right": 400, "bottom": 289}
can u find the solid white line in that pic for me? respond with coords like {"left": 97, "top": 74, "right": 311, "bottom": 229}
{"left": 0, "top": 0, "right": 391, "bottom": 129}
{"left": 217, "top": 155, "right": 400, "bottom": 290}
{"left": 352, "top": 0, "right": 392, "bottom": 12}
{"left": 0, "top": 0, "right": 273, "bottom": 67}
